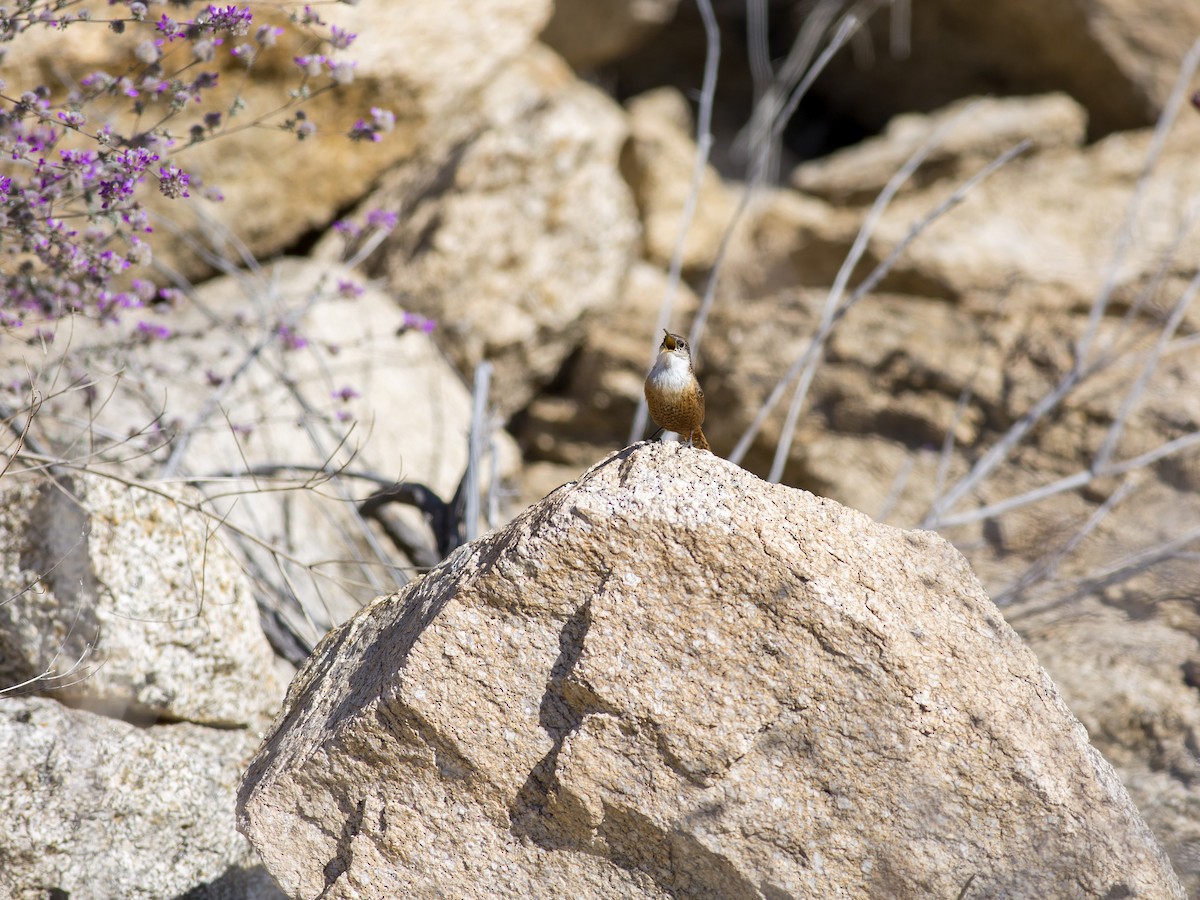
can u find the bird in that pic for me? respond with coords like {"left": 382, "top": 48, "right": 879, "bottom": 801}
{"left": 644, "top": 329, "right": 710, "bottom": 451}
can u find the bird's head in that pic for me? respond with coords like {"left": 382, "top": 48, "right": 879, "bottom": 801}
{"left": 659, "top": 329, "right": 691, "bottom": 358}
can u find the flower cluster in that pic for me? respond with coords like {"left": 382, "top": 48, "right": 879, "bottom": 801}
{"left": 349, "top": 107, "right": 395, "bottom": 143}
{"left": 399, "top": 311, "right": 437, "bottom": 334}
{"left": 0, "top": 1, "right": 395, "bottom": 332}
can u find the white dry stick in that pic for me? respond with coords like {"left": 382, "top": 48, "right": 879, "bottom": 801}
{"left": 932, "top": 380, "right": 981, "bottom": 506}
{"left": 465, "top": 361, "right": 493, "bottom": 543}
{"left": 161, "top": 267, "right": 331, "bottom": 477}
{"left": 0, "top": 605, "right": 99, "bottom": 696}
{"left": 724, "top": 94, "right": 1006, "bottom": 468}
{"left": 932, "top": 427, "right": 1200, "bottom": 531}
{"left": 993, "top": 475, "right": 1138, "bottom": 606}
{"left": 628, "top": 0, "right": 720, "bottom": 445}
{"left": 1093, "top": 204, "right": 1200, "bottom": 472}
{"left": 1057, "top": 519, "right": 1200, "bottom": 605}
{"left": 734, "top": 0, "right": 843, "bottom": 181}
{"left": 1075, "top": 38, "right": 1200, "bottom": 373}
{"left": 765, "top": 138, "right": 1030, "bottom": 480}
{"left": 924, "top": 41, "right": 1200, "bottom": 527}
{"left": 876, "top": 451, "right": 916, "bottom": 523}
{"left": 746, "top": 0, "right": 773, "bottom": 111}
{"left": 690, "top": 8, "right": 862, "bottom": 357}
{"left": 149, "top": 202, "right": 264, "bottom": 284}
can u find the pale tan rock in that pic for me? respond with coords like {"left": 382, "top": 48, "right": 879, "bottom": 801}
{"left": 157, "top": 0, "right": 552, "bottom": 275}
{"left": 867, "top": 117, "right": 1200, "bottom": 307}
{"left": 623, "top": 87, "right": 740, "bottom": 275}
{"left": 331, "top": 0, "right": 552, "bottom": 115}
{"left": 541, "top": 0, "right": 679, "bottom": 71}
{"left": 793, "top": 93, "right": 1089, "bottom": 205}
{"left": 0, "top": 472, "right": 283, "bottom": 727}
{"left": 1017, "top": 600, "right": 1200, "bottom": 895}
{"left": 3, "top": 257, "right": 518, "bottom": 646}
{"left": 703, "top": 102, "right": 1200, "bottom": 511}
{"left": 0, "top": 697, "right": 282, "bottom": 900}
{"left": 238, "top": 443, "right": 1182, "bottom": 899}
{"left": 4, "top": 0, "right": 553, "bottom": 280}
{"left": 349, "top": 45, "right": 640, "bottom": 416}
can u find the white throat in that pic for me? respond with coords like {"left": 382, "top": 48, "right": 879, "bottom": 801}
{"left": 647, "top": 351, "right": 692, "bottom": 394}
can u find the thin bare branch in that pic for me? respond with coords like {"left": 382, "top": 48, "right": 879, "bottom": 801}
{"left": 766, "top": 138, "right": 1031, "bottom": 481}
{"left": 690, "top": 8, "right": 864, "bottom": 363}
{"left": 1074, "top": 38, "right": 1200, "bottom": 373}
{"left": 465, "top": 361, "right": 493, "bottom": 543}
{"left": 627, "top": 0, "right": 721, "bottom": 444}
{"left": 930, "top": 427, "right": 1200, "bottom": 530}
{"left": 1094, "top": 233, "right": 1200, "bottom": 472}
{"left": 993, "top": 475, "right": 1139, "bottom": 606}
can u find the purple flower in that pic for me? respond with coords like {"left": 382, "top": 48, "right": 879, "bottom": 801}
{"left": 81, "top": 71, "right": 114, "bottom": 91}
{"left": 294, "top": 54, "right": 326, "bottom": 77}
{"left": 276, "top": 324, "right": 308, "bottom": 350}
{"left": 192, "top": 38, "right": 217, "bottom": 62}
{"left": 98, "top": 177, "right": 136, "bottom": 208}
{"left": 336, "top": 279, "right": 363, "bottom": 299}
{"left": 156, "top": 14, "right": 182, "bottom": 40}
{"left": 135, "top": 39, "right": 161, "bottom": 65}
{"left": 130, "top": 278, "right": 157, "bottom": 303}
{"left": 191, "top": 72, "right": 220, "bottom": 92}
{"left": 136, "top": 320, "right": 171, "bottom": 340}
{"left": 329, "top": 25, "right": 356, "bottom": 50}
{"left": 332, "top": 385, "right": 360, "bottom": 403}
{"left": 115, "top": 147, "right": 160, "bottom": 176}
{"left": 349, "top": 107, "right": 395, "bottom": 142}
{"left": 255, "top": 25, "right": 283, "bottom": 47}
{"left": 158, "top": 165, "right": 190, "bottom": 199}
{"left": 369, "top": 107, "right": 395, "bottom": 133}
{"left": 365, "top": 209, "right": 398, "bottom": 231}
{"left": 202, "top": 5, "right": 253, "bottom": 36}
{"left": 60, "top": 148, "right": 96, "bottom": 168}
{"left": 400, "top": 311, "right": 437, "bottom": 334}
{"left": 349, "top": 119, "right": 381, "bottom": 143}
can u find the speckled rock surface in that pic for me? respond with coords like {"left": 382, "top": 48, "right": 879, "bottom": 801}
{"left": 0, "top": 697, "right": 283, "bottom": 900}
{"left": 0, "top": 471, "right": 282, "bottom": 727}
{"left": 352, "top": 44, "right": 640, "bottom": 416}
{"left": 238, "top": 442, "right": 1183, "bottom": 899}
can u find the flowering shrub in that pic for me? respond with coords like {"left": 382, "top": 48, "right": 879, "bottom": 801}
{"left": 0, "top": 0, "right": 393, "bottom": 334}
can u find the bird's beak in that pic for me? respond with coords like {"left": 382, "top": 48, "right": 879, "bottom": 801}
{"left": 661, "top": 330, "right": 677, "bottom": 352}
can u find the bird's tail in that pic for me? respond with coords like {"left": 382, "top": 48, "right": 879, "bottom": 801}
{"left": 692, "top": 427, "right": 710, "bottom": 452}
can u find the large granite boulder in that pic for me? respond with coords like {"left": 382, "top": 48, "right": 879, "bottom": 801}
{"left": 238, "top": 443, "right": 1182, "bottom": 898}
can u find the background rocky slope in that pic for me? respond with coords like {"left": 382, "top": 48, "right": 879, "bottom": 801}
{"left": 4, "top": 0, "right": 1200, "bottom": 895}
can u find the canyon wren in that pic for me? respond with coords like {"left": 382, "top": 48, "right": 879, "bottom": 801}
{"left": 644, "top": 329, "right": 710, "bottom": 451}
